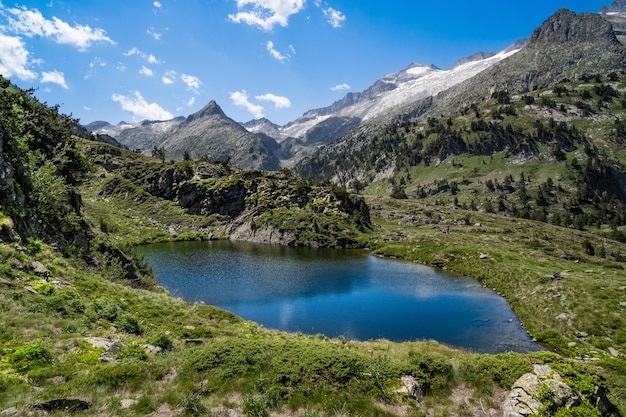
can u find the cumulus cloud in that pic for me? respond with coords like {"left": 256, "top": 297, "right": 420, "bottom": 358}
{"left": 0, "top": 33, "right": 37, "bottom": 80}
{"left": 266, "top": 41, "right": 288, "bottom": 62}
{"left": 228, "top": 0, "right": 305, "bottom": 31}
{"left": 4, "top": 5, "right": 115, "bottom": 51}
{"left": 112, "top": 91, "right": 173, "bottom": 121}
{"left": 139, "top": 66, "right": 153, "bottom": 77}
{"left": 255, "top": 93, "right": 291, "bottom": 108}
{"left": 40, "top": 70, "right": 68, "bottom": 88}
{"left": 323, "top": 7, "right": 345, "bottom": 28}
{"left": 181, "top": 73, "right": 202, "bottom": 93}
{"left": 230, "top": 90, "right": 264, "bottom": 119}
{"left": 187, "top": 96, "right": 195, "bottom": 106}
{"left": 153, "top": 1, "right": 162, "bottom": 8}
{"left": 331, "top": 83, "right": 350, "bottom": 92}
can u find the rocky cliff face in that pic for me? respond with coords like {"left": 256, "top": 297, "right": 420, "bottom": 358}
{"left": 93, "top": 146, "right": 370, "bottom": 248}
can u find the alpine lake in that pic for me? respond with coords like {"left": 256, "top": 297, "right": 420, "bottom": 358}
{"left": 138, "top": 240, "right": 542, "bottom": 354}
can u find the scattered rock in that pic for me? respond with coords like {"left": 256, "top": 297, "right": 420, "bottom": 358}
{"left": 620, "top": 302, "right": 626, "bottom": 307}
{"left": 0, "top": 407, "right": 18, "bottom": 417}
{"left": 184, "top": 339, "right": 205, "bottom": 345}
{"left": 0, "top": 277, "right": 12, "bottom": 286}
{"left": 608, "top": 347, "right": 621, "bottom": 357}
{"left": 502, "top": 365, "right": 579, "bottom": 417}
{"left": 399, "top": 375, "right": 423, "bottom": 403}
{"left": 120, "top": 399, "right": 138, "bottom": 409}
{"left": 479, "top": 253, "right": 489, "bottom": 259}
{"left": 83, "top": 337, "right": 123, "bottom": 361}
{"left": 24, "top": 285, "right": 39, "bottom": 294}
{"left": 29, "top": 261, "right": 51, "bottom": 279}
{"left": 143, "top": 344, "right": 163, "bottom": 354}
{"left": 31, "top": 398, "right": 91, "bottom": 412}
{"left": 555, "top": 313, "right": 570, "bottom": 320}
{"left": 575, "top": 331, "right": 589, "bottom": 338}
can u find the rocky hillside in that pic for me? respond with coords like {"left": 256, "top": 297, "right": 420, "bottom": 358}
{"left": 83, "top": 140, "right": 370, "bottom": 248}
{"left": 295, "top": 10, "right": 626, "bottom": 215}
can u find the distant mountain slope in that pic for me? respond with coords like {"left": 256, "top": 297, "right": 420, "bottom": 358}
{"left": 87, "top": 103, "right": 280, "bottom": 171}
{"left": 86, "top": 118, "right": 185, "bottom": 152}
{"left": 157, "top": 101, "right": 280, "bottom": 170}
{"left": 249, "top": 42, "right": 525, "bottom": 149}
{"left": 295, "top": 8, "right": 626, "bottom": 181}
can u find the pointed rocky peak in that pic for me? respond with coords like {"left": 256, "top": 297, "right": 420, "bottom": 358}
{"left": 529, "top": 8, "right": 620, "bottom": 46}
{"left": 601, "top": 0, "right": 626, "bottom": 14}
{"left": 187, "top": 100, "right": 226, "bottom": 123}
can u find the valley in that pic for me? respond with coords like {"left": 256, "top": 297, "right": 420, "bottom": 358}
{"left": 1, "top": 4, "right": 626, "bottom": 417}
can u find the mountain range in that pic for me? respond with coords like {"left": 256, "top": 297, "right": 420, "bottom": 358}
{"left": 87, "top": 6, "right": 626, "bottom": 174}
{"left": 86, "top": 36, "right": 526, "bottom": 169}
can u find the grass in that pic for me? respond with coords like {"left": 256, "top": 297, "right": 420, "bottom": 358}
{"left": 1, "top": 135, "right": 625, "bottom": 415}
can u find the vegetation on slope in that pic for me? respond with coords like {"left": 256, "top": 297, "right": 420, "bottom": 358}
{"left": 0, "top": 74, "right": 625, "bottom": 416}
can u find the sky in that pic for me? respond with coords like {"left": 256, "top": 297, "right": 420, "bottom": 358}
{"left": 0, "top": 0, "right": 614, "bottom": 126}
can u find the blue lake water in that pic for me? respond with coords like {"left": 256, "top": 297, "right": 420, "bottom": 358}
{"left": 138, "top": 240, "right": 542, "bottom": 353}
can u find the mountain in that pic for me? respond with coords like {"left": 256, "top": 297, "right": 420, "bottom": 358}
{"left": 157, "top": 101, "right": 280, "bottom": 170}
{"left": 295, "top": 8, "right": 626, "bottom": 182}
{"left": 87, "top": 102, "right": 280, "bottom": 171}
{"left": 246, "top": 42, "right": 525, "bottom": 150}
{"left": 86, "top": 118, "right": 185, "bottom": 152}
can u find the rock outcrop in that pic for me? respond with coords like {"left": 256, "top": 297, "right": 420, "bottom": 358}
{"left": 502, "top": 364, "right": 618, "bottom": 417}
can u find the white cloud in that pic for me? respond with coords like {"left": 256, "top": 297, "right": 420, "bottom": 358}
{"left": 124, "top": 47, "right": 160, "bottom": 64}
{"left": 255, "top": 93, "right": 291, "bottom": 108}
{"left": 112, "top": 91, "right": 173, "bottom": 121}
{"left": 89, "top": 57, "right": 106, "bottom": 68}
{"left": 83, "top": 105, "right": 92, "bottom": 111}
{"left": 181, "top": 73, "right": 202, "bottom": 93}
{"left": 153, "top": 1, "right": 162, "bottom": 8}
{"left": 323, "top": 7, "right": 345, "bottom": 28}
{"left": 331, "top": 83, "right": 350, "bottom": 92}
{"left": 289, "top": 44, "right": 296, "bottom": 55}
{"left": 228, "top": 0, "right": 305, "bottom": 31}
{"left": 162, "top": 70, "right": 177, "bottom": 85}
{"left": 139, "top": 66, "right": 153, "bottom": 77}
{"left": 4, "top": 5, "right": 115, "bottom": 51}
{"left": 40, "top": 70, "right": 68, "bottom": 88}
{"left": 187, "top": 96, "right": 195, "bottom": 106}
{"left": 147, "top": 26, "right": 162, "bottom": 40}
{"left": 230, "top": 90, "right": 264, "bottom": 119}
{"left": 116, "top": 62, "right": 127, "bottom": 72}
{"left": 266, "top": 41, "right": 288, "bottom": 62}
{"left": 0, "top": 33, "right": 37, "bottom": 80}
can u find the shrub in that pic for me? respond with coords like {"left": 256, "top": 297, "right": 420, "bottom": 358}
{"left": 89, "top": 362, "right": 145, "bottom": 389}
{"left": 148, "top": 332, "right": 173, "bottom": 351}
{"left": 117, "top": 315, "right": 143, "bottom": 335}
{"left": 9, "top": 342, "right": 52, "bottom": 373}
{"left": 459, "top": 352, "right": 531, "bottom": 393}
{"left": 117, "top": 343, "right": 148, "bottom": 362}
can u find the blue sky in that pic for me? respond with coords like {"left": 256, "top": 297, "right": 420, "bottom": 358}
{"left": 0, "top": 0, "right": 612, "bottom": 126}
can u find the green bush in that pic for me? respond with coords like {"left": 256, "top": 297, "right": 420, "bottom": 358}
{"left": 89, "top": 362, "right": 145, "bottom": 389}
{"left": 9, "top": 342, "right": 52, "bottom": 373}
{"left": 407, "top": 350, "right": 455, "bottom": 394}
{"left": 117, "top": 343, "right": 148, "bottom": 362}
{"left": 459, "top": 352, "right": 531, "bottom": 393}
{"left": 149, "top": 332, "right": 173, "bottom": 351}
{"left": 117, "top": 314, "right": 143, "bottom": 335}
